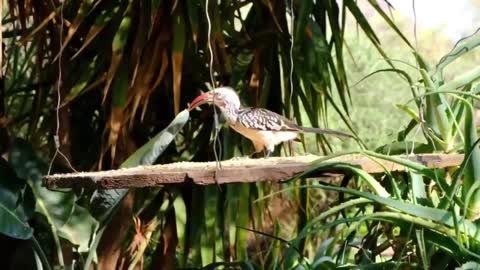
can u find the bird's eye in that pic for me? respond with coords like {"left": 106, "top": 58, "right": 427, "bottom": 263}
{"left": 214, "top": 92, "right": 221, "bottom": 97}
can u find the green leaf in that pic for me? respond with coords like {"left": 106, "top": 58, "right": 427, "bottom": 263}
{"left": 367, "top": 0, "right": 414, "bottom": 49}
{"left": 294, "top": 1, "right": 313, "bottom": 43}
{"left": 57, "top": 204, "right": 98, "bottom": 252}
{"left": 436, "top": 30, "right": 480, "bottom": 73}
{"left": 86, "top": 110, "right": 190, "bottom": 269}
{"left": 71, "top": 6, "right": 122, "bottom": 59}
{"left": 236, "top": 184, "right": 250, "bottom": 260}
{"left": 456, "top": 261, "right": 480, "bottom": 270}
{"left": 0, "top": 203, "right": 33, "bottom": 239}
{"left": 9, "top": 139, "right": 75, "bottom": 228}
{"left": 173, "top": 193, "right": 187, "bottom": 266}
{"left": 416, "top": 229, "right": 429, "bottom": 270}
{"left": 111, "top": 57, "right": 130, "bottom": 107}
{"left": 122, "top": 109, "right": 190, "bottom": 167}
{"left": 0, "top": 158, "right": 33, "bottom": 239}
{"left": 188, "top": 186, "right": 205, "bottom": 266}
{"left": 201, "top": 186, "right": 218, "bottom": 266}
{"left": 303, "top": 161, "right": 390, "bottom": 197}
{"left": 375, "top": 141, "right": 432, "bottom": 155}
{"left": 463, "top": 100, "right": 480, "bottom": 219}
{"left": 62, "top": 55, "right": 102, "bottom": 106}
{"left": 309, "top": 184, "right": 479, "bottom": 240}
{"left": 9, "top": 138, "right": 47, "bottom": 184}
{"left": 8, "top": 139, "right": 96, "bottom": 266}
{"left": 186, "top": 0, "right": 199, "bottom": 43}
{"left": 91, "top": 109, "right": 189, "bottom": 220}
{"left": 410, "top": 172, "right": 428, "bottom": 206}
{"left": 437, "top": 66, "right": 480, "bottom": 93}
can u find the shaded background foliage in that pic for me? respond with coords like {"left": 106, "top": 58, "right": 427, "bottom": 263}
{"left": 2, "top": 0, "right": 480, "bottom": 269}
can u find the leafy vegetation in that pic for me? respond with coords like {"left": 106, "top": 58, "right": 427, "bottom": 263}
{"left": 2, "top": 0, "right": 480, "bottom": 269}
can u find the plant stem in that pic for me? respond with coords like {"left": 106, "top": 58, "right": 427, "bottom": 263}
{"left": 31, "top": 236, "right": 52, "bottom": 270}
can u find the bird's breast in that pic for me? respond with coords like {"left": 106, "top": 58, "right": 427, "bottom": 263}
{"left": 230, "top": 122, "right": 298, "bottom": 147}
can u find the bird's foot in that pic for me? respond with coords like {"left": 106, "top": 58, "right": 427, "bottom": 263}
{"left": 249, "top": 151, "right": 263, "bottom": 159}
{"left": 248, "top": 148, "right": 273, "bottom": 158}
{"left": 248, "top": 150, "right": 271, "bottom": 158}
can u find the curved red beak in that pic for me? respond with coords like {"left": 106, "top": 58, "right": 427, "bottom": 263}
{"left": 188, "top": 92, "right": 210, "bottom": 111}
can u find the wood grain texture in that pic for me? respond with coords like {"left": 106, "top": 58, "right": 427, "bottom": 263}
{"left": 43, "top": 154, "right": 464, "bottom": 189}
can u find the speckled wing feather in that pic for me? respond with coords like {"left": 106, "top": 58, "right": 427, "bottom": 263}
{"left": 237, "top": 108, "right": 354, "bottom": 138}
{"left": 237, "top": 108, "right": 301, "bottom": 131}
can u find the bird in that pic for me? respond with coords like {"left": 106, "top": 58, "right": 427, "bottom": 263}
{"left": 188, "top": 86, "right": 353, "bottom": 157}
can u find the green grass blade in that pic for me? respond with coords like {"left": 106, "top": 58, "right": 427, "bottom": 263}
{"left": 173, "top": 193, "right": 187, "bottom": 266}
{"left": 462, "top": 99, "right": 480, "bottom": 219}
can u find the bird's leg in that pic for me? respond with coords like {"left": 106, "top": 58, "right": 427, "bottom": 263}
{"left": 248, "top": 141, "right": 266, "bottom": 158}
{"left": 248, "top": 149, "right": 271, "bottom": 158}
{"left": 288, "top": 140, "right": 294, "bottom": 156}
{"left": 249, "top": 150, "right": 269, "bottom": 158}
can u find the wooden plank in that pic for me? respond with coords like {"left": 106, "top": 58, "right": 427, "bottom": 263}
{"left": 43, "top": 154, "right": 464, "bottom": 189}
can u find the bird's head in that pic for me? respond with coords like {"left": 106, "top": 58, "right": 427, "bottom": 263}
{"left": 188, "top": 86, "right": 241, "bottom": 112}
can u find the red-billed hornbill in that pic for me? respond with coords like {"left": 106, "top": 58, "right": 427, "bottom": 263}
{"left": 189, "top": 86, "right": 353, "bottom": 156}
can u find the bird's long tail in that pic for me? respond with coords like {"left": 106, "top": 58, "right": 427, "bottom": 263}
{"left": 300, "top": 127, "right": 354, "bottom": 138}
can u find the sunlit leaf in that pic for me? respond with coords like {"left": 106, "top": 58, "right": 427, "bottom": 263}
{"left": 90, "top": 109, "right": 189, "bottom": 221}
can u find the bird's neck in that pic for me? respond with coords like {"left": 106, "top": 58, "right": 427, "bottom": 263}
{"left": 218, "top": 104, "right": 240, "bottom": 124}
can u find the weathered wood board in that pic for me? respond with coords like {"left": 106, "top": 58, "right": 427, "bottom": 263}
{"left": 43, "top": 154, "right": 464, "bottom": 189}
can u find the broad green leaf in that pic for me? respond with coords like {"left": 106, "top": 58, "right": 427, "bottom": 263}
{"left": 9, "top": 139, "right": 75, "bottom": 228}
{"left": 85, "top": 110, "right": 190, "bottom": 269}
{"left": 123, "top": 109, "right": 190, "bottom": 167}
{"left": 90, "top": 109, "right": 190, "bottom": 221}
{"left": 0, "top": 204, "right": 33, "bottom": 239}
{"left": 0, "top": 158, "right": 33, "bottom": 239}
{"left": 9, "top": 138, "right": 47, "bottom": 185}
{"left": 58, "top": 204, "right": 98, "bottom": 252}
{"left": 456, "top": 261, "right": 480, "bottom": 270}
{"left": 8, "top": 139, "right": 97, "bottom": 266}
